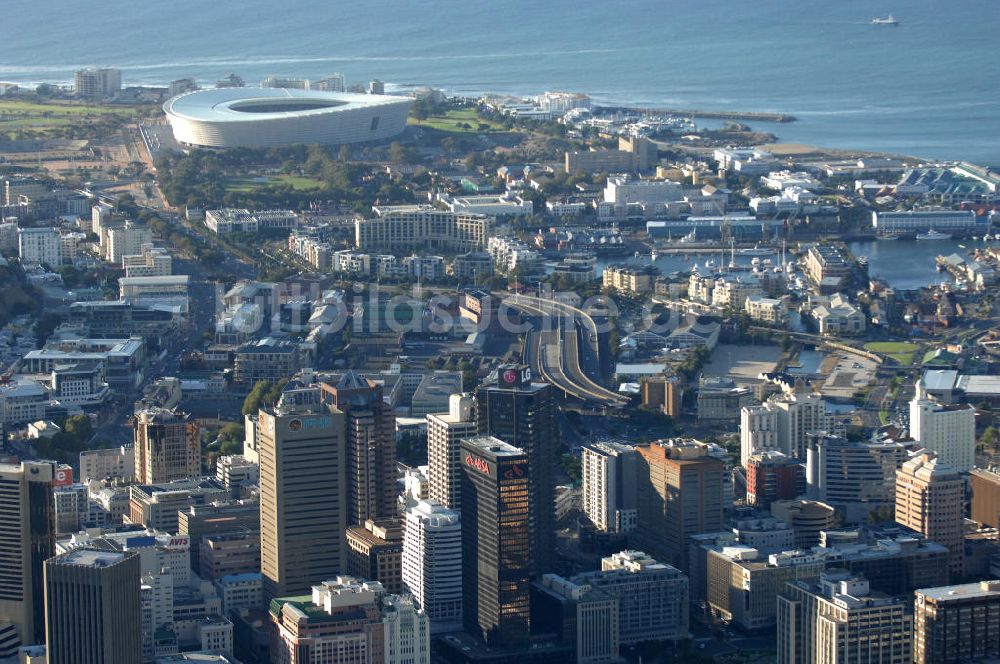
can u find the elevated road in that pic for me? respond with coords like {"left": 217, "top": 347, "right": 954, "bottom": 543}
{"left": 504, "top": 294, "right": 627, "bottom": 407}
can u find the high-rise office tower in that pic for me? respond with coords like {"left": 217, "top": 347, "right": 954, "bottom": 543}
{"left": 896, "top": 453, "right": 965, "bottom": 578}
{"left": 634, "top": 439, "right": 725, "bottom": 569}
{"left": 0, "top": 460, "right": 55, "bottom": 654}
{"left": 777, "top": 571, "right": 912, "bottom": 664}
{"left": 321, "top": 371, "right": 396, "bottom": 525}
{"left": 402, "top": 500, "right": 462, "bottom": 629}
{"left": 461, "top": 436, "right": 531, "bottom": 646}
{"left": 909, "top": 381, "right": 976, "bottom": 472}
{"left": 913, "top": 580, "right": 1000, "bottom": 663}
{"left": 476, "top": 365, "right": 557, "bottom": 576}
{"left": 258, "top": 398, "right": 347, "bottom": 601}
{"left": 427, "top": 393, "right": 477, "bottom": 510}
{"left": 581, "top": 441, "right": 638, "bottom": 533}
{"left": 741, "top": 388, "right": 831, "bottom": 462}
{"left": 740, "top": 404, "right": 779, "bottom": 466}
{"left": 133, "top": 408, "right": 200, "bottom": 485}
{"left": 44, "top": 549, "right": 141, "bottom": 664}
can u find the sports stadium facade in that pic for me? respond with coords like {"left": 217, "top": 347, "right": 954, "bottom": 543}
{"left": 163, "top": 88, "right": 412, "bottom": 148}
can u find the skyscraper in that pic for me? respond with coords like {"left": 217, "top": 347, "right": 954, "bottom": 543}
{"left": 44, "top": 548, "right": 142, "bottom": 664}
{"left": 895, "top": 453, "right": 965, "bottom": 578}
{"left": 913, "top": 580, "right": 1000, "bottom": 663}
{"left": 133, "top": 408, "right": 200, "bottom": 485}
{"left": 321, "top": 371, "right": 397, "bottom": 525}
{"left": 0, "top": 460, "right": 55, "bottom": 654}
{"left": 402, "top": 500, "right": 462, "bottom": 630}
{"left": 476, "top": 365, "right": 557, "bottom": 576}
{"left": 258, "top": 398, "right": 347, "bottom": 601}
{"left": 427, "top": 393, "right": 477, "bottom": 510}
{"left": 741, "top": 387, "right": 832, "bottom": 462}
{"left": 634, "top": 440, "right": 725, "bottom": 569}
{"left": 581, "top": 441, "right": 638, "bottom": 533}
{"left": 909, "top": 381, "right": 976, "bottom": 472}
{"left": 461, "top": 436, "right": 531, "bottom": 646}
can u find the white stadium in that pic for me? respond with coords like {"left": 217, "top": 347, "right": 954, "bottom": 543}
{"left": 163, "top": 87, "right": 413, "bottom": 148}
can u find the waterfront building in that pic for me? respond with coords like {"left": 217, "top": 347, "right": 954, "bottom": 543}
{"left": 74, "top": 67, "right": 121, "bottom": 99}
{"left": 0, "top": 461, "right": 55, "bottom": 654}
{"left": 909, "top": 380, "right": 976, "bottom": 472}
{"left": 634, "top": 439, "right": 725, "bottom": 569}
{"left": 133, "top": 408, "right": 200, "bottom": 485}
{"left": 461, "top": 436, "right": 531, "bottom": 646}
{"left": 777, "top": 571, "right": 912, "bottom": 664}
{"left": 744, "top": 295, "right": 788, "bottom": 325}
{"left": 426, "top": 393, "right": 477, "bottom": 510}
{"left": 602, "top": 264, "right": 660, "bottom": 294}
{"left": 895, "top": 453, "right": 965, "bottom": 579}
{"left": 257, "top": 398, "right": 347, "bottom": 601}
{"left": 476, "top": 365, "right": 557, "bottom": 577}
{"left": 44, "top": 549, "right": 141, "bottom": 664}
{"left": 872, "top": 209, "right": 980, "bottom": 237}
{"left": 812, "top": 294, "right": 866, "bottom": 336}
{"left": 581, "top": 441, "right": 639, "bottom": 533}
{"left": 355, "top": 205, "right": 493, "bottom": 252}
{"left": 320, "top": 371, "right": 397, "bottom": 525}
{"left": 913, "top": 579, "right": 1000, "bottom": 663}
{"left": 402, "top": 500, "right": 462, "bottom": 629}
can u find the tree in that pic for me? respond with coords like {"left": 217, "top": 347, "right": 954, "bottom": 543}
{"left": 242, "top": 380, "right": 271, "bottom": 416}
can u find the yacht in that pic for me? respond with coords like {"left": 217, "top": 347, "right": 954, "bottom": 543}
{"left": 650, "top": 250, "right": 659, "bottom": 261}
{"left": 871, "top": 15, "right": 899, "bottom": 26}
{"left": 916, "top": 228, "right": 951, "bottom": 241}
{"left": 736, "top": 244, "right": 774, "bottom": 256}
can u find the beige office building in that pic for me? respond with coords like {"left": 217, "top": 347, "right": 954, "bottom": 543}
{"left": 427, "top": 394, "right": 477, "bottom": 510}
{"left": 133, "top": 408, "right": 200, "bottom": 485}
{"left": 895, "top": 453, "right": 964, "bottom": 578}
{"left": 258, "top": 401, "right": 347, "bottom": 601}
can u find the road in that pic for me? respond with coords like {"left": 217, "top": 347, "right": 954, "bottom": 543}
{"left": 506, "top": 295, "right": 627, "bottom": 408}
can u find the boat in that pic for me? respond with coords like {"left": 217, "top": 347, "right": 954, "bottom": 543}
{"left": 736, "top": 244, "right": 773, "bottom": 256}
{"left": 916, "top": 229, "right": 951, "bottom": 241}
{"left": 871, "top": 14, "right": 899, "bottom": 25}
{"left": 650, "top": 250, "right": 659, "bottom": 261}
{"left": 751, "top": 257, "right": 761, "bottom": 267}
{"left": 858, "top": 256, "right": 869, "bottom": 268}
{"left": 877, "top": 235, "right": 900, "bottom": 241}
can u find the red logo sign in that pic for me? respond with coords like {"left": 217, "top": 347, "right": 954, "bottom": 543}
{"left": 503, "top": 464, "right": 526, "bottom": 480}
{"left": 53, "top": 467, "right": 73, "bottom": 487}
{"left": 465, "top": 454, "right": 491, "bottom": 475}
{"left": 502, "top": 369, "right": 517, "bottom": 384}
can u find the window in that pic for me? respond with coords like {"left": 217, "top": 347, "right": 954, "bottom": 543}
{"left": 370, "top": 116, "right": 380, "bottom": 132}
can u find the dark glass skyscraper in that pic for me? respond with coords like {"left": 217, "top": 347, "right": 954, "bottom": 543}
{"left": 476, "top": 365, "right": 557, "bottom": 577}
{"left": 461, "top": 436, "right": 531, "bottom": 646}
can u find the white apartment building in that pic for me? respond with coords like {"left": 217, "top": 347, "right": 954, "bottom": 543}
{"left": 604, "top": 175, "right": 683, "bottom": 205}
{"left": 105, "top": 223, "right": 153, "bottom": 264}
{"left": 123, "top": 244, "right": 173, "bottom": 277}
{"left": 909, "top": 381, "right": 976, "bottom": 472}
{"left": 402, "top": 500, "right": 462, "bottom": 630}
{"left": 447, "top": 195, "right": 533, "bottom": 217}
{"left": 79, "top": 445, "right": 135, "bottom": 484}
{"left": 740, "top": 404, "right": 780, "bottom": 466}
{"left": 581, "top": 442, "right": 638, "bottom": 533}
{"left": 204, "top": 209, "right": 299, "bottom": 234}
{"left": 426, "top": 394, "right": 477, "bottom": 510}
{"left": 18, "top": 226, "right": 61, "bottom": 266}
{"left": 745, "top": 295, "right": 788, "bottom": 325}
{"left": 119, "top": 275, "right": 190, "bottom": 314}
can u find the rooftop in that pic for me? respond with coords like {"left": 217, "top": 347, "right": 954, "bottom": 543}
{"left": 917, "top": 579, "right": 1000, "bottom": 601}
{"left": 52, "top": 548, "right": 126, "bottom": 567}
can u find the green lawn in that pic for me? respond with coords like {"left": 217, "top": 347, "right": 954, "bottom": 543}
{"left": 0, "top": 99, "right": 141, "bottom": 134}
{"left": 408, "top": 107, "right": 506, "bottom": 134}
{"left": 224, "top": 175, "right": 324, "bottom": 192}
{"left": 864, "top": 341, "right": 921, "bottom": 365}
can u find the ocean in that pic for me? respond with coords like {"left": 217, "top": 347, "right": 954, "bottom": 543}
{"left": 2, "top": 0, "right": 998, "bottom": 165}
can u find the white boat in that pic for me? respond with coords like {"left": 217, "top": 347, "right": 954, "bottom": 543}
{"left": 871, "top": 14, "right": 899, "bottom": 25}
{"left": 736, "top": 244, "right": 773, "bottom": 256}
{"left": 916, "top": 229, "right": 951, "bottom": 241}
{"left": 877, "top": 235, "right": 900, "bottom": 241}
{"left": 650, "top": 250, "right": 659, "bottom": 261}
{"left": 751, "top": 257, "right": 761, "bottom": 267}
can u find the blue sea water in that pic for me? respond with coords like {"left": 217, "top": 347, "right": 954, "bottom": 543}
{"left": 2, "top": 0, "right": 998, "bottom": 165}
